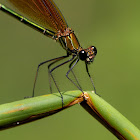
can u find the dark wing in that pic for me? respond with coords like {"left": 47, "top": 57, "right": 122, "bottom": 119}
{"left": 8, "top": 0, "right": 68, "bottom": 33}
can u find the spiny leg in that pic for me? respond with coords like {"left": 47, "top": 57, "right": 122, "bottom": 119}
{"left": 48, "top": 56, "right": 76, "bottom": 92}
{"left": 68, "top": 59, "right": 82, "bottom": 89}
{"left": 48, "top": 55, "right": 76, "bottom": 107}
{"left": 32, "top": 55, "right": 69, "bottom": 97}
{"left": 66, "top": 58, "right": 84, "bottom": 93}
{"left": 85, "top": 62, "right": 97, "bottom": 95}
{"left": 47, "top": 54, "right": 69, "bottom": 93}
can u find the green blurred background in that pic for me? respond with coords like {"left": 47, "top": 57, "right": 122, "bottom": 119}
{"left": 0, "top": 0, "right": 140, "bottom": 139}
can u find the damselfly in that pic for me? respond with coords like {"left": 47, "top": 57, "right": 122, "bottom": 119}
{"left": 0, "top": 0, "right": 97, "bottom": 103}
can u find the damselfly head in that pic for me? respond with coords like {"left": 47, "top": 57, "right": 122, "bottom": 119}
{"left": 79, "top": 46, "right": 97, "bottom": 64}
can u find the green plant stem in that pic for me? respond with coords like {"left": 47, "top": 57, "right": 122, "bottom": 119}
{"left": 0, "top": 90, "right": 139, "bottom": 140}
{"left": 0, "top": 91, "right": 83, "bottom": 130}
{"left": 81, "top": 91, "right": 140, "bottom": 140}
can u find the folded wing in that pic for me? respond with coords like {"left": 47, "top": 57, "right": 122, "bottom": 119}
{"left": 8, "top": 0, "right": 68, "bottom": 33}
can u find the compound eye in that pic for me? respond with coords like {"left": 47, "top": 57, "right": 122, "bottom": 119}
{"left": 91, "top": 46, "right": 97, "bottom": 55}
{"left": 79, "top": 50, "right": 87, "bottom": 61}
